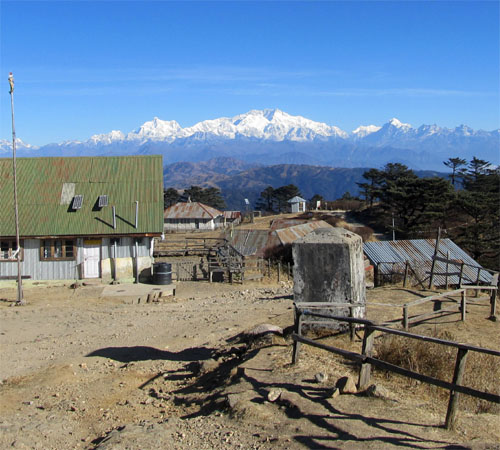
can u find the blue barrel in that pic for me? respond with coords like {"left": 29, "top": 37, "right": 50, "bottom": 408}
{"left": 153, "top": 262, "right": 172, "bottom": 285}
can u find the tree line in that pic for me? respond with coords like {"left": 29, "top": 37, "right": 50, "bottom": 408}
{"left": 356, "top": 157, "right": 499, "bottom": 270}
{"left": 164, "top": 186, "right": 226, "bottom": 210}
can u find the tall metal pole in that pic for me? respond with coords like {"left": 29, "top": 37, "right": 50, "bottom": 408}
{"left": 9, "top": 73, "right": 24, "bottom": 305}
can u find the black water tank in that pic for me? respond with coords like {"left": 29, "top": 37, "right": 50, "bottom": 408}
{"left": 153, "top": 262, "right": 172, "bottom": 285}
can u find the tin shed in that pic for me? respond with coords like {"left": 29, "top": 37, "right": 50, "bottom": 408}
{"left": 0, "top": 155, "right": 164, "bottom": 281}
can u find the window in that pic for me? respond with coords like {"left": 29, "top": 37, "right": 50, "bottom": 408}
{"left": 0, "top": 240, "right": 23, "bottom": 261}
{"left": 40, "top": 239, "right": 76, "bottom": 261}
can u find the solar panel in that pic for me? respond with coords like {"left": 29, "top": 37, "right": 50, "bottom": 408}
{"left": 98, "top": 195, "right": 108, "bottom": 207}
{"left": 72, "top": 195, "right": 83, "bottom": 210}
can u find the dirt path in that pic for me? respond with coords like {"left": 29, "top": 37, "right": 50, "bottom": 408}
{"left": 0, "top": 281, "right": 498, "bottom": 449}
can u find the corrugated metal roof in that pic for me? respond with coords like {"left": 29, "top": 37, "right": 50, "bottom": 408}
{"left": 274, "top": 220, "right": 333, "bottom": 245}
{"left": 164, "top": 202, "right": 223, "bottom": 220}
{"left": 270, "top": 218, "right": 309, "bottom": 230}
{"left": 0, "top": 155, "right": 164, "bottom": 237}
{"left": 223, "top": 211, "right": 241, "bottom": 220}
{"left": 364, "top": 239, "right": 493, "bottom": 286}
{"left": 227, "top": 230, "right": 271, "bottom": 257}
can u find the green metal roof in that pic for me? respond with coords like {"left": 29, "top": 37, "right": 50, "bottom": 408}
{"left": 0, "top": 155, "right": 164, "bottom": 237}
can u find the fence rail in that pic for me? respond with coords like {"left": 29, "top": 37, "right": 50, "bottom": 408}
{"left": 292, "top": 310, "right": 499, "bottom": 429}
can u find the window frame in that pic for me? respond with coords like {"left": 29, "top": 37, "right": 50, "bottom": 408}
{"left": 0, "top": 240, "right": 24, "bottom": 262}
{"left": 40, "top": 239, "right": 77, "bottom": 261}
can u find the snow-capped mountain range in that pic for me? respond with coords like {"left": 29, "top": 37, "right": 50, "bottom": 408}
{"left": 1, "top": 109, "right": 498, "bottom": 170}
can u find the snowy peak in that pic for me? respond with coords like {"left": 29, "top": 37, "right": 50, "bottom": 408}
{"left": 130, "top": 117, "right": 184, "bottom": 140}
{"left": 352, "top": 125, "right": 381, "bottom": 138}
{"left": 388, "top": 117, "right": 411, "bottom": 129}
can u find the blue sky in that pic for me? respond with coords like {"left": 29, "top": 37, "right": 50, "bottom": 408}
{"left": 1, "top": 0, "right": 499, "bottom": 145}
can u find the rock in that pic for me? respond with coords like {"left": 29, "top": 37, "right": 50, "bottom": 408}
{"left": 263, "top": 388, "right": 282, "bottom": 402}
{"left": 246, "top": 324, "right": 283, "bottom": 337}
{"left": 314, "top": 372, "right": 328, "bottom": 384}
{"left": 326, "top": 387, "right": 340, "bottom": 399}
{"left": 336, "top": 376, "right": 357, "bottom": 394}
{"left": 364, "top": 384, "right": 392, "bottom": 399}
{"left": 227, "top": 393, "right": 241, "bottom": 410}
{"left": 196, "top": 358, "right": 219, "bottom": 375}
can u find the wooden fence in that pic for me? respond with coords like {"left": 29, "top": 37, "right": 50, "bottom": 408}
{"left": 292, "top": 311, "right": 500, "bottom": 430}
{"left": 402, "top": 286, "right": 498, "bottom": 330}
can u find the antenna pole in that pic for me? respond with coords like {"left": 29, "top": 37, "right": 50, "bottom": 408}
{"left": 9, "top": 73, "right": 24, "bottom": 305}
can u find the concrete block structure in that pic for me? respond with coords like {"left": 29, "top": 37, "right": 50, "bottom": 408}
{"left": 293, "top": 227, "right": 366, "bottom": 326}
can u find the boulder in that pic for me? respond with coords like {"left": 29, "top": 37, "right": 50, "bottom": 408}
{"left": 336, "top": 376, "right": 357, "bottom": 394}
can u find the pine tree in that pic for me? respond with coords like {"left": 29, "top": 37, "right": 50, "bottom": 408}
{"left": 443, "top": 157, "right": 467, "bottom": 186}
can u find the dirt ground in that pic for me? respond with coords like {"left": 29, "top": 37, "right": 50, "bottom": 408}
{"left": 0, "top": 279, "right": 499, "bottom": 450}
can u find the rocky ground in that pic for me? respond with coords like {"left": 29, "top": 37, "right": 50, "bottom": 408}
{"left": 0, "top": 280, "right": 498, "bottom": 449}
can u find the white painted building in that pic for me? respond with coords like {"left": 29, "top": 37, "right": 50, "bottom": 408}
{"left": 164, "top": 202, "right": 225, "bottom": 232}
{"left": 288, "top": 196, "right": 307, "bottom": 213}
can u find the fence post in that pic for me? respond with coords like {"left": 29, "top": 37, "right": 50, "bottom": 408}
{"left": 458, "top": 262, "right": 464, "bottom": 288}
{"left": 429, "top": 227, "right": 441, "bottom": 289}
{"left": 445, "top": 348, "right": 469, "bottom": 430}
{"left": 475, "top": 268, "right": 481, "bottom": 298}
{"left": 292, "top": 308, "right": 302, "bottom": 364}
{"left": 403, "top": 260, "right": 409, "bottom": 287}
{"left": 461, "top": 290, "right": 467, "bottom": 322}
{"left": 490, "top": 289, "right": 497, "bottom": 320}
{"left": 358, "top": 325, "right": 375, "bottom": 389}
{"left": 403, "top": 305, "right": 409, "bottom": 330}
{"left": 445, "top": 251, "right": 450, "bottom": 290}
{"left": 349, "top": 305, "right": 355, "bottom": 342}
{"left": 288, "top": 262, "right": 291, "bottom": 281}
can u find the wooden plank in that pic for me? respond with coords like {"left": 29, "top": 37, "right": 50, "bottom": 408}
{"left": 292, "top": 333, "right": 364, "bottom": 364}
{"left": 370, "top": 325, "right": 500, "bottom": 357}
{"left": 445, "top": 348, "right": 469, "bottom": 429}
{"left": 405, "top": 289, "right": 464, "bottom": 307}
{"left": 365, "top": 354, "right": 498, "bottom": 404}
{"left": 434, "top": 256, "right": 463, "bottom": 265}
{"left": 295, "top": 302, "right": 365, "bottom": 308}
{"left": 291, "top": 334, "right": 500, "bottom": 404}
{"left": 460, "top": 285, "right": 497, "bottom": 290}
{"left": 300, "top": 310, "right": 373, "bottom": 326}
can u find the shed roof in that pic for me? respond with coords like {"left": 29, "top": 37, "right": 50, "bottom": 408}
{"left": 164, "top": 202, "right": 223, "bottom": 220}
{"left": 364, "top": 239, "right": 493, "bottom": 285}
{"left": 0, "top": 155, "right": 164, "bottom": 237}
{"left": 288, "top": 196, "right": 306, "bottom": 203}
{"left": 273, "top": 220, "right": 333, "bottom": 245}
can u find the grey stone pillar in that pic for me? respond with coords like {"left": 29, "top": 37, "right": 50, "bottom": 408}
{"left": 293, "top": 228, "right": 366, "bottom": 326}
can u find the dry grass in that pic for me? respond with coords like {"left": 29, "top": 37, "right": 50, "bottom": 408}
{"left": 375, "top": 330, "right": 499, "bottom": 414}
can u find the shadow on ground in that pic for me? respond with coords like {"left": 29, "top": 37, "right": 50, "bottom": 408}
{"left": 86, "top": 345, "right": 214, "bottom": 363}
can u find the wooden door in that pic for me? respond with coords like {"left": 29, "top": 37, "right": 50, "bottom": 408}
{"left": 83, "top": 239, "right": 101, "bottom": 278}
